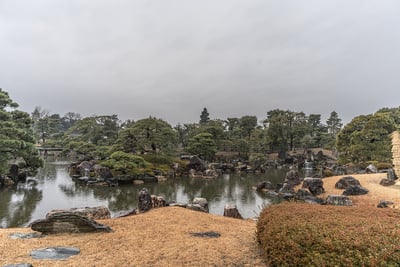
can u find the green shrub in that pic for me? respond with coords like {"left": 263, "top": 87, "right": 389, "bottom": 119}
{"left": 142, "top": 153, "right": 175, "bottom": 165}
{"left": 100, "top": 151, "right": 149, "bottom": 175}
{"left": 62, "top": 141, "right": 97, "bottom": 159}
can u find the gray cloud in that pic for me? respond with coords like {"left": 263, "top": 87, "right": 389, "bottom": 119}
{"left": 1, "top": 0, "right": 400, "bottom": 125}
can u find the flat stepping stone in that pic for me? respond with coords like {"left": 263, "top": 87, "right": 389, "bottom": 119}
{"left": 3, "top": 264, "right": 33, "bottom": 267}
{"left": 30, "top": 246, "right": 80, "bottom": 260}
{"left": 9, "top": 232, "right": 42, "bottom": 239}
{"left": 190, "top": 231, "right": 221, "bottom": 238}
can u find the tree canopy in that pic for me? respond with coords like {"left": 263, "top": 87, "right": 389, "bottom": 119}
{"left": 0, "top": 89, "right": 42, "bottom": 175}
{"left": 336, "top": 113, "right": 396, "bottom": 164}
{"left": 200, "top": 107, "right": 210, "bottom": 124}
{"left": 115, "top": 117, "right": 177, "bottom": 154}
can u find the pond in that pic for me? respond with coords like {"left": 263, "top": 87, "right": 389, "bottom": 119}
{"left": 0, "top": 160, "right": 288, "bottom": 228}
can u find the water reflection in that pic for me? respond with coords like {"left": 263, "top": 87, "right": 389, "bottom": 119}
{"left": 0, "top": 161, "right": 287, "bottom": 228}
{"left": 0, "top": 182, "right": 43, "bottom": 228}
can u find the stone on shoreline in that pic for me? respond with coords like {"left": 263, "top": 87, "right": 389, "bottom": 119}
{"left": 30, "top": 212, "right": 112, "bottom": 234}
{"left": 223, "top": 204, "right": 243, "bottom": 219}
{"left": 46, "top": 206, "right": 111, "bottom": 220}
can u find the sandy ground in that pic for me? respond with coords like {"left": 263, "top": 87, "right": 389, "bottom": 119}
{"left": 321, "top": 172, "right": 400, "bottom": 208}
{"left": 1, "top": 172, "right": 398, "bottom": 267}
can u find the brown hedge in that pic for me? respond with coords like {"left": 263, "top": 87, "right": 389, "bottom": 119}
{"left": 257, "top": 202, "right": 400, "bottom": 266}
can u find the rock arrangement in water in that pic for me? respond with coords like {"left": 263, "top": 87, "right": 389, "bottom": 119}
{"left": 68, "top": 160, "right": 159, "bottom": 187}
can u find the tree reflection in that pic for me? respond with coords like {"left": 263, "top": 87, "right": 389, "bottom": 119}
{"left": 0, "top": 183, "right": 43, "bottom": 228}
{"left": 1, "top": 162, "right": 288, "bottom": 227}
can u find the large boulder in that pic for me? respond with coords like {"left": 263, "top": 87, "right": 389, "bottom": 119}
{"left": 151, "top": 195, "right": 167, "bottom": 208}
{"left": 187, "top": 198, "right": 209, "bottom": 213}
{"left": 77, "top": 161, "right": 94, "bottom": 176}
{"left": 295, "top": 188, "right": 325, "bottom": 204}
{"left": 187, "top": 155, "right": 207, "bottom": 171}
{"left": 295, "top": 188, "right": 313, "bottom": 200}
{"left": 278, "top": 182, "right": 296, "bottom": 195}
{"left": 284, "top": 170, "right": 302, "bottom": 186}
{"left": 301, "top": 178, "right": 325, "bottom": 196}
{"left": 223, "top": 204, "right": 243, "bottom": 219}
{"left": 380, "top": 179, "right": 396, "bottom": 186}
{"left": 8, "top": 164, "right": 19, "bottom": 182}
{"left": 30, "top": 212, "right": 112, "bottom": 234}
{"left": 138, "top": 188, "right": 153, "bottom": 213}
{"left": 387, "top": 168, "right": 397, "bottom": 180}
{"left": 335, "top": 176, "right": 361, "bottom": 189}
{"left": 78, "top": 161, "right": 93, "bottom": 171}
{"left": 45, "top": 206, "right": 111, "bottom": 220}
{"left": 94, "top": 165, "right": 113, "bottom": 180}
{"left": 342, "top": 185, "right": 369, "bottom": 196}
{"left": 255, "top": 181, "right": 274, "bottom": 192}
{"left": 366, "top": 164, "right": 378, "bottom": 174}
{"left": 326, "top": 195, "right": 353, "bottom": 206}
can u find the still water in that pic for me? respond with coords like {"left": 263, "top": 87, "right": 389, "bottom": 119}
{"left": 0, "top": 161, "right": 287, "bottom": 228}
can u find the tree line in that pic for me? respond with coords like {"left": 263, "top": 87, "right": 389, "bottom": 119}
{"left": 1, "top": 87, "right": 399, "bottom": 178}
{"left": 29, "top": 106, "right": 343, "bottom": 160}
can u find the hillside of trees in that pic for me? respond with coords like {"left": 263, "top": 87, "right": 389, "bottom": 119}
{"left": 1, "top": 87, "right": 400, "bottom": 179}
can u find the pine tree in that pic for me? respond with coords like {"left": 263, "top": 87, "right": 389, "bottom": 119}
{"left": 200, "top": 107, "right": 210, "bottom": 124}
{"left": 0, "top": 88, "right": 42, "bottom": 178}
{"left": 326, "top": 111, "right": 343, "bottom": 137}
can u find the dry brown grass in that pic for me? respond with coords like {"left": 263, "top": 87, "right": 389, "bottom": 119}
{"left": 0, "top": 207, "right": 265, "bottom": 267}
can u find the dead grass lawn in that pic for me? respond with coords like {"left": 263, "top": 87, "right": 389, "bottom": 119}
{"left": 0, "top": 207, "right": 265, "bottom": 267}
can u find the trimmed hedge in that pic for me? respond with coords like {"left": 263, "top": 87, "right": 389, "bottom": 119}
{"left": 257, "top": 202, "right": 400, "bottom": 266}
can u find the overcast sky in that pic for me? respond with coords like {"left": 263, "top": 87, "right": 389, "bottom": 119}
{"left": 1, "top": 0, "right": 400, "bottom": 126}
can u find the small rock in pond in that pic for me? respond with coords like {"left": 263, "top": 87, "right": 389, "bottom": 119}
{"left": 30, "top": 247, "right": 80, "bottom": 260}
{"left": 190, "top": 231, "right": 221, "bottom": 238}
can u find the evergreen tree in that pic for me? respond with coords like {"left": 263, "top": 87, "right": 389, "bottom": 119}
{"left": 326, "top": 111, "right": 343, "bottom": 137}
{"left": 0, "top": 88, "right": 42, "bottom": 177}
{"left": 186, "top": 133, "right": 217, "bottom": 161}
{"left": 336, "top": 113, "right": 395, "bottom": 164}
{"left": 199, "top": 107, "right": 210, "bottom": 124}
{"left": 116, "top": 117, "right": 177, "bottom": 154}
